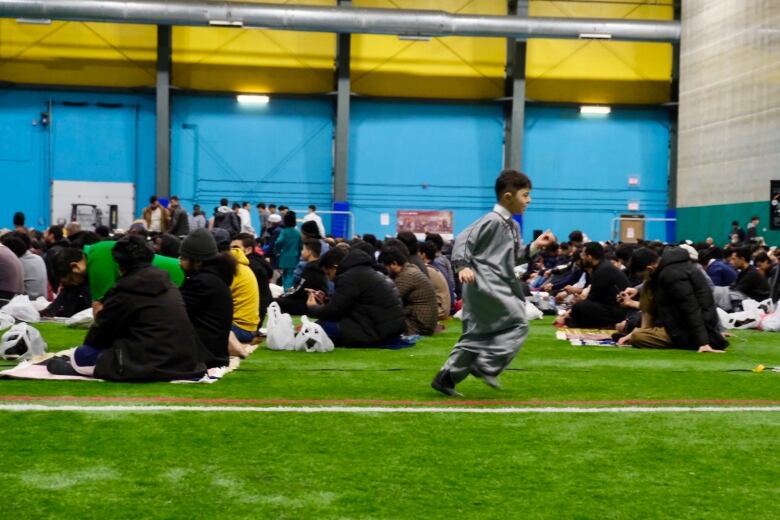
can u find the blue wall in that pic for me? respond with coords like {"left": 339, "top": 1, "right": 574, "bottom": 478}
{"left": 171, "top": 95, "right": 333, "bottom": 232}
{"left": 0, "top": 89, "right": 670, "bottom": 242}
{"left": 522, "top": 106, "right": 671, "bottom": 242}
{"left": 349, "top": 99, "right": 505, "bottom": 238}
{"left": 0, "top": 88, "right": 155, "bottom": 230}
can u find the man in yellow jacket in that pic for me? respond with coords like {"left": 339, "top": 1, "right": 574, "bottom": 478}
{"left": 212, "top": 229, "right": 260, "bottom": 358}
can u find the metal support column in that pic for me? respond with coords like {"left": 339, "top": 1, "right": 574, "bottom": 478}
{"left": 333, "top": 0, "right": 351, "bottom": 202}
{"left": 668, "top": 1, "right": 681, "bottom": 210}
{"left": 156, "top": 24, "right": 172, "bottom": 196}
{"left": 504, "top": 0, "right": 527, "bottom": 171}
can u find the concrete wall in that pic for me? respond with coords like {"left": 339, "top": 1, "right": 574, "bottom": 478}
{"left": 677, "top": 0, "right": 780, "bottom": 244}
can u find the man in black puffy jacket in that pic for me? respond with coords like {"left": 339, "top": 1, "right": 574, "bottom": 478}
{"left": 48, "top": 235, "right": 207, "bottom": 380}
{"left": 306, "top": 248, "right": 405, "bottom": 347}
{"left": 621, "top": 247, "right": 727, "bottom": 353}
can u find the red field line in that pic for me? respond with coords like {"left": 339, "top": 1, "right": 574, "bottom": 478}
{"left": 0, "top": 395, "right": 778, "bottom": 407}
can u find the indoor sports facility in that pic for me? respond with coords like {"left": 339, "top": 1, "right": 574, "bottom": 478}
{"left": 0, "top": 1, "right": 778, "bottom": 518}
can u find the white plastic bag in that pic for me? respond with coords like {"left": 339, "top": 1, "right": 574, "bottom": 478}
{"left": 0, "top": 323, "right": 47, "bottom": 361}
{"left": 718, "top": 300, "right": 762, "bottom": 330}
{"left": 293, "top": 316, "right": 334, "bottom": 353}
{"left": 0, "top": 311, "right": 14, "bottom": 331}
{"left": 525, "top": 301, "right": 544, "bottom": 320}
{"left": 32, "top": 296, "right": 50, "bottom": 312}
{"left": 65, "top": 307, "right": 94, "bottom": 328}
{"left": 265, "top": 302, "right": 296, "bottom": 351}
{"left": 0, "top": 295, "right": 40, "bottom": 323}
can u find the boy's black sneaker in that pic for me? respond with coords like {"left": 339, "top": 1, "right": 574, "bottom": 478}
{"left": 431, "top": 370, "right": 463, "bottom": 397}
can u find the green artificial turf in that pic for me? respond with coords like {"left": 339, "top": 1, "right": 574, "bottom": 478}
{"left": 0, "top": 318, "right": 778, "bottom": 403}
{"left": 1, "top": 318, "right": 778, "bottom": 518}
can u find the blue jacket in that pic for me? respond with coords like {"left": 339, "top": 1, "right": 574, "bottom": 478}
{"left": 706, "top": 260, "right": 737, "bottom": 287}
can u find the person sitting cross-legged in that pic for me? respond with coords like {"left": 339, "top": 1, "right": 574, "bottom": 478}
{"left": 47, "top": 235, "right": 207, "bottom": 380}
{"left": 305, "top": 248, "right": 405, "bottom": 347}
{"left": 618, "top": 247, "right": 728, "bottom": 353}
{"left": 558, "top": 242, "right": 630, "bottom": 329}
{"left": 378, "top": 245, "right": 439, "bottom": 336}
{"left": 179, "top": 229, "right": 236, "bottom": 369}
{"left": 276, "top": 238, "right": 328, "bottom": 316}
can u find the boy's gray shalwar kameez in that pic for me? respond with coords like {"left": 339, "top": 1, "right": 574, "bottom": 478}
{"left": 441, "top": 204, "right": 529, "bottom": 383}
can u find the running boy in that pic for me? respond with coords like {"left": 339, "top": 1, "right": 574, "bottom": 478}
{"left": 431, "top": 169, "right": 554, "bottom": 396}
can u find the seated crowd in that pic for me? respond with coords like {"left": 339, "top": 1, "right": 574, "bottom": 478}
{"left": 2, "top": 205, "right": 779, "bottom": 382}
{"left": 0, "top": 201, "right": 460, "bottom": 380}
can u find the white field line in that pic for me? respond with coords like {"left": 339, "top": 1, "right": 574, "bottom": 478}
{"left": 0, "top": 404, "right": 778, "bottom": 414}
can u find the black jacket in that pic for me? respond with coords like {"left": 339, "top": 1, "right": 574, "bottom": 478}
{"left": 86, "top": 264, "right": 207, "bottom": 381}
{"left": 587, "top": 260, "right": 630, "bottom": 307}
{"left": 213, "top": 207, "right": 241, "bottom": 234}
{"left": 276, "top": 260, "right": 329, "bottom": 316}
{"left": 180, "top": 264, "right": 234, "bottom": 368}
{"left": 652, "top": 248, "right": 728, "bottom": 350}
{"left": 247, "top": 252, "right": 273, "bottom": 321}
{"left": 732, "top": 266, "right": 771, "bottom": 302}
{"left": 42, "top": 280, "right": 91, "bottom": 318}
{"left": 309, "top": 249, "right": 405, "bottom": 347}
{"left": 168, "top": 206, "right": 190, "bottom": 236}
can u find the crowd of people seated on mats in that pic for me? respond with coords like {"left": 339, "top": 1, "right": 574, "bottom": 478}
{"left": 0, "top": 202, "right": 461, "bottom": 380}
{"left": 2, "top": 204, "right": 779, "bottom": 380}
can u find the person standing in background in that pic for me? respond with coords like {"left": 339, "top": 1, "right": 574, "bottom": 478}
{"left": 168, "top": 196, "right": 190, "bottom": 237}
{"left": 142, "top": 196, "right": 170, "bottom": 233}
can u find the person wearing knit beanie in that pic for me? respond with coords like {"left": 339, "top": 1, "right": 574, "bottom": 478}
{"left": 180, "top": 228, "right": 218, "bottom": 261}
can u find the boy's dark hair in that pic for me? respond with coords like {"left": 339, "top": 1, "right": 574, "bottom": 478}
{"left": 309, "top": 204, "right": 316, "bottom": 211}
{"left": 242, "top": 201, "right": 249, "bottom": 207}
{"left": 730, "top": 248, "right": 751, "bottom": 262}
{"left": 319, "top": 248, "right": 347, "bottom": 270}
{"left": 149, "top": 195, "right": 158, "bottom": 204}
{"left": 235, "top": 233, "right": 256, "bottom": 249}
{"left": 750, "top": 216, "right": 760, "bottom": 221}
{"left": 583, "top": 242, "right": 605, "bottom": 261}
{"left": 396, "top": 231, "right": 419, "bottom": 255}
{"left": 170, "top": 195, "right": 180, "bottom": 202}
{"left": 419, "top": 241, "right": 437, "bottom": 261}
{"left": 494, "top": 169, "right": 532, "bottom": 199}
{"left": 48, "top": 225, "right": 65, "bottom": 242}
{"left": 569, "top": 230, "right": 584, "bottom": 243}
{"left": 378, "top": 246, "right": 409, "bottom": 266}
{"left": 283, "top": 211, "right": 297, "bottom": 228}
{"left": 112, "top": 235, "right": 154, "bottom": 272}
{"left": 220, "top": 198, "right": 229, "bottom": 207}
{"left": 1, "top": 234, "right": 26, "bottom": 257}
{"left": 232, "top": 203, "right": 240, "bottom": 210}
{"left": 269, "top": 204, "right": 277, "bottom": 210}
{"left": 12, "top": 212, "right": 25, "bottom": 227}
{"left": 425, "top": 233, "right": 443, "bottom": 252}
{"left": 303, "top": 238, "right": 322, "bottom": 257}
{"left": 755, "top": 251, "right": 771, "bottom": 264}
{"left": 731, "top": 220, "right": 739, "bottom": 226}
{"left": 52, "top": 247, "right": 85, "bottom": 281}
{"left": 256, "top": 202, "right": 266, "bottom": 209}
{"left": 279, "top": 205, "right": 289, "bottom": 211}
